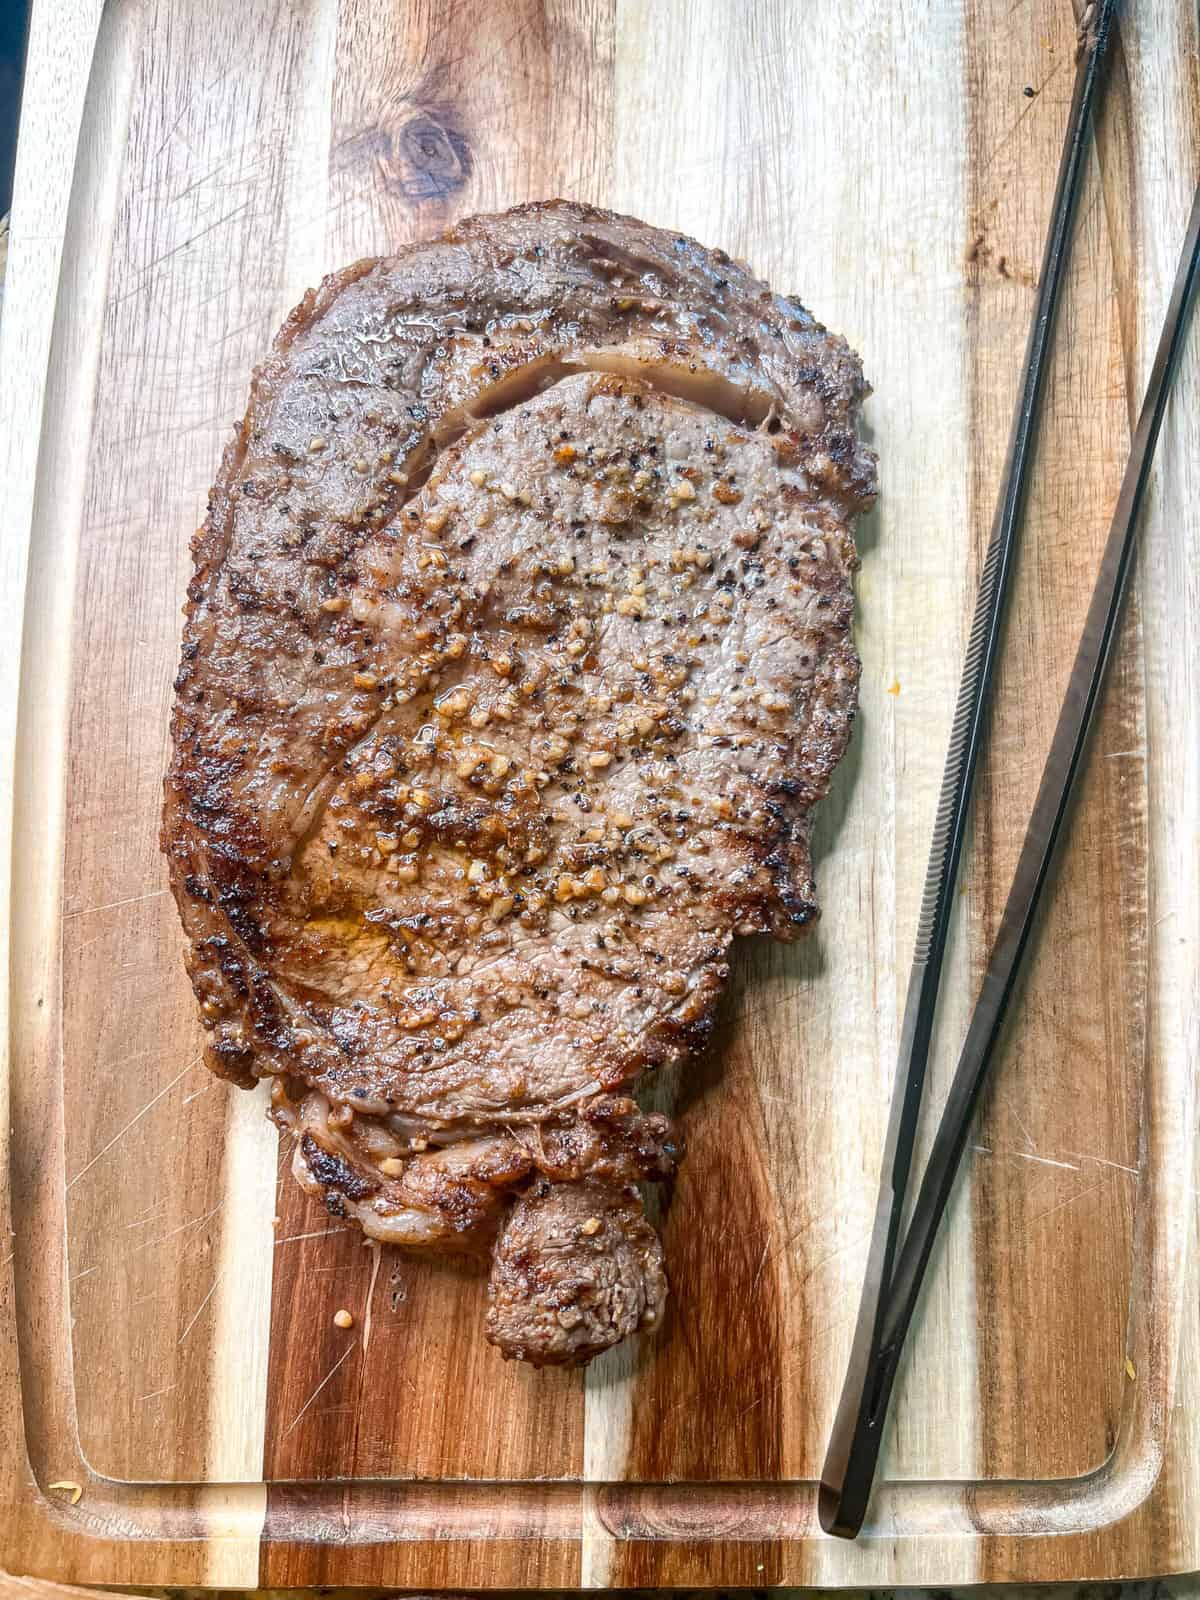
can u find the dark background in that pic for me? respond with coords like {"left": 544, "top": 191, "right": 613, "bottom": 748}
{"left": 0, "top": 0, "right": 30, "bottom": 215}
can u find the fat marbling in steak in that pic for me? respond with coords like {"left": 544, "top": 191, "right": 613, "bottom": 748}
{"left": 162, "top": 200, "right": 876, "bottom": 1365}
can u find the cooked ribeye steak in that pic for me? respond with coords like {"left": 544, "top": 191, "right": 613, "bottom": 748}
{"left": 162, "top": 200, "right": 875, "bottom": 1365}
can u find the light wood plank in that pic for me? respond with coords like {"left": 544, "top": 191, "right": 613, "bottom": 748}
{"left": 258, "top": 14, "right": 615, "bottom": 1575}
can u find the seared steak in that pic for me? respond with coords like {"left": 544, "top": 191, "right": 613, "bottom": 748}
{"left": 162, "top": 201, "right": 875, "bottom": 1364}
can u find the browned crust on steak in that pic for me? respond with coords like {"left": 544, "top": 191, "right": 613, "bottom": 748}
{"left": 162, "top": 200, "right": 875, "bottom": 1364}
{"left": 486, "top": 1176, "right": 667, "bottom": 1366}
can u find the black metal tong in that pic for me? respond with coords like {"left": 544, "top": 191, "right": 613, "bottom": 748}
{"left": 820, "top": 0, "right": 1200, "bottom": 1539}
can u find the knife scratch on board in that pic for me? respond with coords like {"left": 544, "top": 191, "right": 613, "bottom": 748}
{"left": 283, "top": 1342, "right": 358, "bottom": 1436}
{"left": 66, "top": 1057, "right": 203, "bottom": 1189}
{"left": 178, "top": 1270, "right": 224, "bottom": 1344}
{"left": 128, "top": 1202, "right": 222, "bottom": 1257}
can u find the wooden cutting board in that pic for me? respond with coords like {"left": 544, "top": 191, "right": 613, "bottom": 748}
{"left": 2, "top": 0, "right": 1198, "bottom": 1588}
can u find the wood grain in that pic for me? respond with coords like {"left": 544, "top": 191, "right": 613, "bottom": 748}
{"left": 259, "top": 13, "right": 613, "bottom": 1565}
{"left": 964, "top": 0, "right": 1144, "bottom": 1489}
{"left": 1, "top": 0, "right": 1198, "bottom": 1589}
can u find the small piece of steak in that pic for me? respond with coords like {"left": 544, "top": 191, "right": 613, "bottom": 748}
{"left": 162, "top": 200, "right": 875, "bottom": 1364}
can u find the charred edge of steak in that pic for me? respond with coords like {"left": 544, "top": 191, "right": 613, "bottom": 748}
{"left": 300, "top": 1132, "right": 379, "bottom": 1200}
